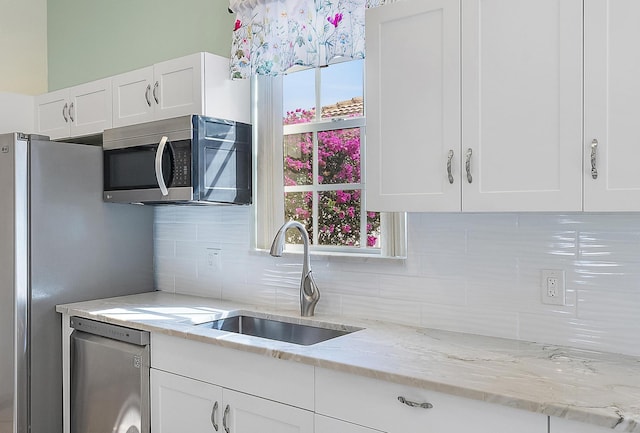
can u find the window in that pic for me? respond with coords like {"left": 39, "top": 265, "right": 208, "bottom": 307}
{"left": 253, "top": 62, "right": 406, "bottom": 257}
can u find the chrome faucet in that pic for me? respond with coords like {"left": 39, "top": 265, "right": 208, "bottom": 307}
{"left": 269, "top": 221, "right": 320, "bottom": 317}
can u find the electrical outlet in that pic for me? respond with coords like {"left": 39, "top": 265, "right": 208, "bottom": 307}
{"left": 541, "top": 269, "right": 566, "bottom": 305}
{"left": 205, "top": 248, "right": 221, "bottom": 271}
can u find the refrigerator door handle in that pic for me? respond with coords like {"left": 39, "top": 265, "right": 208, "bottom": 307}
{"left": 154, "top": 136, "right": 169, "bottom": 196}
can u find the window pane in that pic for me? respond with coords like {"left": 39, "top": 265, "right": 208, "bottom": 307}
{"left": 284, "top": 133, "right": 313, "bottom": 186}
{"left": 318, "top": 127, "right": 361, "bottom": 185}
{"left": 318, "top": 190, "right": 362, "bottom": 247}
{"left": 284, "top": 191, "right": 314, "bottom": 244}
{"left": 320, "top": 60, "right": 364, "bottom": 119}
{"left": 366, "top": 211, "right": 381, "bottom": 249}
{"left": 283, "top": 68, "right": 316, "bottom": 124}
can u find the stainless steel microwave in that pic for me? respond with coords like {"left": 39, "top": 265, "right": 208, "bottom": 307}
{"left": 102, "top": 115, "right": 252, "bottom": 205}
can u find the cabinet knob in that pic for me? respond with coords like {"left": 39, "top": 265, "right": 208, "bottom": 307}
{"left": 465, "top": 148, "right": 473, "bottom": 184}
{"left": 69, "top": 102, "right": 75, "bottom": 123}
{"left": 62, "top": 103, "right": 69, "bottom": 122}
{"left": 447, "top": 150, "right": 455, "bottom": 184}
{"left": 591, "top": 139, "right": 598, "bottom": 180}
{"left": 211, "top": 401, "right": 219, "bottom": 431}
{"left": 153, "top": 81, "right": 160, "bottom": 104}
{"left": 145, "top": 84, "right": 152, "bottom": 107}
{"left": 223, "top": 404, "right": 231, "bottom": 433}
{"left": 398, "top": 396, "right": 433, "bottom": 409}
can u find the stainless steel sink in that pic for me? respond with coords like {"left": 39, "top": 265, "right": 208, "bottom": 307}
{"left": 196, "top": 314, "right": 361, "bottom": 346}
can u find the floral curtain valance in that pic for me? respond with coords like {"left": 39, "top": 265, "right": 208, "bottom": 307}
{"left": 229, "top": 0, "right": 366, "bottom": 78}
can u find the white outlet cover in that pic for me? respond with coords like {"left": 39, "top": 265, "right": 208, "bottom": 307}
{"left": 541, "top": 269, "right": 566, "bottom": 306}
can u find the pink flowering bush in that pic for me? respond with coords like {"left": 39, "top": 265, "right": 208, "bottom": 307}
{"left": 283, "top": 108, "right": 380, "bottom": 248}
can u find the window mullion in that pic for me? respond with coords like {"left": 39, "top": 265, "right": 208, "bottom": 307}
{"left": 360, "top": 125, "right": 367, "bottom": 248}
{"left": 312, "top": 68, "right": 321, "bottom": 246}
{"left": 312, "top": 132, "right": 319, "bottom": 246}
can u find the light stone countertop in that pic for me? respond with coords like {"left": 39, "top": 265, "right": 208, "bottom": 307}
{"left": 56, "top": 291, "right": 640, "bottom": 432}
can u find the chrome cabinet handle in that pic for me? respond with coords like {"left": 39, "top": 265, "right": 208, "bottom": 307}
{"left": 154, "top": 136, "right": 169, "bottom": 196}
{"left": 465, "top": 148, "right": 473, "bottom": 183}
{"left": 591, "top": 139, "right": 598, "bottom": 179}
{"left": 211, "top": 401, "right": 219, "bottom": 431}
{"left": 153, "top": 81, "right": 159, "bottom": 104}
{"left": 223, "top": 404, "right": 230, "bottom": 433}
{"left": 447, "top": 150, "right": 454, "bottom": 184}
{"left": 145, "top": 84, "right": 152, "bottom": 107}
{"left": 69, "top": 102, "right": 75, "bottom": 122}
{"left": 398, "top": 396, "right": 433, "bottom": 409}
{"left": 62, "top": 103, "right": 69, "bottom": 122}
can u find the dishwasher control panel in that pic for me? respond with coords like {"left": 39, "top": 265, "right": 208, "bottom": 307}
{"left": 70, "top": 316, "right": 149, "bottom": 346}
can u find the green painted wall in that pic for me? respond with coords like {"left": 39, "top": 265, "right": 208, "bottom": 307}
{"left": 47, "top": 0, "right": 234, "bottom": 90}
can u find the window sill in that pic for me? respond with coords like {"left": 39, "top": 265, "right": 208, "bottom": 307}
{"left": 249, "top": 248, "right": 407, "bottom": 262}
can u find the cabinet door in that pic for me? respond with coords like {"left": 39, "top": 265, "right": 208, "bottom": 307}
{"left": 69, "top": 78, "right": 112, "bottom": 137}
{"left": 550, "top": 417, "right": 614, "bottom": 433}
{"left": 151, "top": 369, "right": 222, "bottom": 433}
{"left": 112, "top": 66, "right": 154, "bottom": 128}
{"left": 462, "top": 0, "right": 583, "bottom": 211}
{"left": 223, "top": 388, "right": 313, "bottom": 433}
{"left": 584, "top": 0, "right": 640, "bottom": 210}
{"left": 153, "top": 53, "right": 204, "bottom": 121}
{"left": 315, "top": 415, "right": 385, "bottom": 433}
{"left": 34, "top": 88, "right": 70, "bottom": 140}
{"left": 365, "top": 0, "right": 461, "bottom": 212}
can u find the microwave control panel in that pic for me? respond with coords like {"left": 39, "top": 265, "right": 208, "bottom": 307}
{"left": 171, "top": 140, "right": 192, "bottom": 187}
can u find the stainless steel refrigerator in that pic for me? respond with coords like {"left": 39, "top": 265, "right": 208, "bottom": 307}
{"left": 0, "top": 133, "right": 155, "bottom": 433}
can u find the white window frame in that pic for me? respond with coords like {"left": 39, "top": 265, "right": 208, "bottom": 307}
{"left": 252, "top": 74, "right": 406, "bottom": 258}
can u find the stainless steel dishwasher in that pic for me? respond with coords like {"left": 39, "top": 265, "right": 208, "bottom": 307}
{"left": 70, "top": 316, "right": 150, "bottom": 433}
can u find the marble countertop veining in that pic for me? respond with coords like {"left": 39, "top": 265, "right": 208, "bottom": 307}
{"left": 56, "top": 291, "right": 640, "bottom": 432}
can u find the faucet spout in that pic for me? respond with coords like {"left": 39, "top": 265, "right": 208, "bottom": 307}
{"left": 269, "top": 220, "right": 320, "bottom": 317}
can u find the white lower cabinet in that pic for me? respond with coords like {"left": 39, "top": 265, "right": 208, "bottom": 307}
{"left": 315, "top": 368, "right": 547, "bottom": 433}
{"left": 223, "top": 388, "right": 313, "bottom": 433}
{"left": 152, "top": 334, "right": 551, "bottom": 433}
{"left": 151, "top": 369, "right": 222, "bottom": 432}
{"left": 315, "top": 415, "right": 384, "bottom": 433}
{"left": 150, "top": 334, "right": 315, "bottom": 433}
{"left": 151, "top": 369, "right": 313, "bottom": 433}
{"left": 550, "top": 417, "right": 615, "bottom": 433}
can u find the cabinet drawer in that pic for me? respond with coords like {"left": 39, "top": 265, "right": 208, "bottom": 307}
{"left": 550, "top": 417, "right": 614, "bottom": 433}
{"left": 315, "top": 368, "right": 546, "bottom": 433}
{"left": 315, "top": 415, "right": 385, "bottom": 433}
{"left": 151, "top": 333, "right": 314, "bottom": 410}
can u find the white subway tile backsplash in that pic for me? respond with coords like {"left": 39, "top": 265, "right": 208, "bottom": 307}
{"left": 154, "top": 223, "right": 197, "bottom": 241}
{"left": 155, "top": 272, "right": 176, "bottom": 293}
{"left": 420, "top": 304, "right": 520, "bottom": 340}
{"left": 174, "top": 274, "right": 222, "bottom": 299}
{"left": 154, "top": 207, "right": 640, "bottom": 356}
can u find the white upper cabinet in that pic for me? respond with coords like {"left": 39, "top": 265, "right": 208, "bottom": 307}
{"left": 111, "top": 66, "right": 155, "bottom": 127}
{"left": 35, "top": 77, "right": 112, "bottom": 140}
{"left": 366, "top": 0, "right": 461, "bottom": 212}
{"left": 366, "top": 0, "right": 583, "bottom": 212}
{"left": 462, "top": 0, "right": 583, "bottom": 212}
{"left": 584, "top": 0, "right": 640, "bottom": 211}
{"left": 112, "top": 52, "right": 250, "bottom": 128}
{"left": 69, "top": 79, "right": 113, "bottom": 137}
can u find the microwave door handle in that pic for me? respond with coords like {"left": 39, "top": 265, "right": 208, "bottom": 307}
{"left": 155, "top": 136, "right": 169, "bottom": 196}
